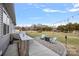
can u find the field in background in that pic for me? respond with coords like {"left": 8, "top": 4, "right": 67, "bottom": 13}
{"left": 26, "top": 31, "right": 79, "bottom": 56}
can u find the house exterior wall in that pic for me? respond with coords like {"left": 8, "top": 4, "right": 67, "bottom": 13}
{"left": 9, "top": 20, "right": 15, "bottom": 33}
{"left": 0, "top": 4, "right": 3, "bottom": 37}
{"left": 0, "top": 4, "right": 16, "bottom": 55}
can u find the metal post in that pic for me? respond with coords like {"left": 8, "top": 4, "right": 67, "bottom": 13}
{"left": 65, "top": 35, "right": 67, "bottom": 48}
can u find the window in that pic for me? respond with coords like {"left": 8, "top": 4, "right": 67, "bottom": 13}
{"left": 3, "top": 23, "right": 9, "bottom": 35}
{"left": 3, "top": 9, "right": 10, "bottom": 35}
{"left": 3, "top": 23, "right": 6, "bottom": 35}
{"left": 6, "top": 25, "right": 9, "bottom": 33}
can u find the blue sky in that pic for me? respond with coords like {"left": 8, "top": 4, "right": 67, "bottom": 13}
{"left": 14, "top": 3, "right": 79, "bottom": 26}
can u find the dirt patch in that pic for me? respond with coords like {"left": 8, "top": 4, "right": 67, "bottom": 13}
{"left": 65, "top": 44, "right": 79, "bottom": 56}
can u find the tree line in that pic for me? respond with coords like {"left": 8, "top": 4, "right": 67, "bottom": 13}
{"left": 57, "top": 23, "right": 79, "bottom": 32}
{"left": 16, "top": 23, "right": 79, "bottom": 32}
{"left": 15, "top": 24, "right": 53, "bottom": 32}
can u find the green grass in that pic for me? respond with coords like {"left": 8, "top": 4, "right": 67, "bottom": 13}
{"left": 26, "top": 31, "right": 79, "bottom": 55}
{"left": 26, "top": 31, "right": 79, "bottom": 46}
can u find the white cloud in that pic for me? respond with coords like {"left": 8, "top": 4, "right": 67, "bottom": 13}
{"left": 43, "top": 8, "right": 66, "bottom": 13}
{"left": 16, "top": 24, "right": 32, "bottom": 27}
{"left": 54, "top": 22, "right": 67, "bottom": 27}
{"left": 67, "top": 3, "right": 79, "bottom": 12}
{"left": 73, "top": 3, "right": 79, "bottom": 8}
{"left": 54, "top": 20, "right": 79, "bottom": 27}
{"left": 42, "top": 23, "right": 53, "bottom": 27}
{"left": 68, "top": 8, "right": 79, "bottom": 12}
{"left": 16, "top": 24, "right": 54, "bottom": 27}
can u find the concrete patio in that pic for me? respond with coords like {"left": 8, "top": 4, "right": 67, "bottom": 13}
{"left": 3, "top": 32, "right": 66, "bottom": 56}
{"left": 29, "top": 40, "right": 59, "bottom": 56}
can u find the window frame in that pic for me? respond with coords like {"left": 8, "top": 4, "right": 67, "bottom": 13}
{"left": 3, "top": 8, "right": 10, "bottom": 35}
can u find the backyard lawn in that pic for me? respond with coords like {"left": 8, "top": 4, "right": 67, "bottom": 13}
{"left": 26, "top": 31, "right": 79, "bottom": 56}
